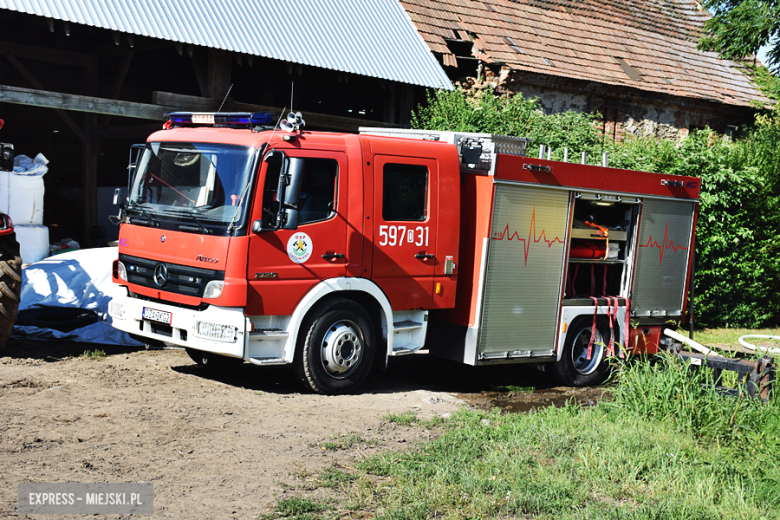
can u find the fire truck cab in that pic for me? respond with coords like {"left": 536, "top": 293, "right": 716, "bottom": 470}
{"left": 109, "top": 112, "right": 700, "bottom": 394}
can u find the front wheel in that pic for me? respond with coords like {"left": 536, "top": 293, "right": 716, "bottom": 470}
{"left": 294, "top": 298, "right": 376, "bottom": 395}
{"left": 553, "top": 317, "right": 613, "bottom": 386}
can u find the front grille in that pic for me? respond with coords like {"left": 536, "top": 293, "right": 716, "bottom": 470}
{"left": 119, "top": 253, "right": 224, "bottom": 299}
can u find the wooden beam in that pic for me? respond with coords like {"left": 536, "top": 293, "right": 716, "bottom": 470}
{"left": 0, "top": 84, "right": 173, "bottom": 121}
{"left": 96, "top": 123, "right": 163, "bottom": 140}
{"left": 5, "top": 55, "right": 87, "bottom": 143}
{"left": 151, "top": 91, "right": 400, "bottom": 132}
{"left": 0, "top": 40, "right": 99, "bottom": 69}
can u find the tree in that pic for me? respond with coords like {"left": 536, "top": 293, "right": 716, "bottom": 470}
{"left": 698, "top": 0, "right": 780, "bottom": 72}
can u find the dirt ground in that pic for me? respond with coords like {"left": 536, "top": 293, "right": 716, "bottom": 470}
{"left": 0, "top": 340, "right": 603, "bottom": 519}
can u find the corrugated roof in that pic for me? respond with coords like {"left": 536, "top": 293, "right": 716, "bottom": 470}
{"left": 0, "top": 0, "right": 453, "bottom": 90}
{"left": 400, "top": 0, "right": 767, "bottom": 107}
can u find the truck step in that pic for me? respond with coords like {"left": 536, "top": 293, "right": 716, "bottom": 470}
{"left": 393, "top": 321, "right": 423, "bottom": 333}
{"left": 249, "top": 328, "right": 289, "bottom": 339}
{"left": 248, "top": 357, "right": 287, "bottom": 366}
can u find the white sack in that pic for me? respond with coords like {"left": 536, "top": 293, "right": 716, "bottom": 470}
{"left": 15, "top": 225, "right": 49, "bottom": 265}
{"left": 0, "top": 171, "right": 45, "bottom": 225}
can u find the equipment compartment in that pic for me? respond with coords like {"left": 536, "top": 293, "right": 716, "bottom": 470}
{"left": 564, "top": 194, "right": 639, "bottom": 300}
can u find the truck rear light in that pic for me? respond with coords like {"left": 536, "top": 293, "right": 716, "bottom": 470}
{"left": 114, "top": 260, "right": 128, "bottom": 282}
{"left": 195, "top": 321, "right": 237, "bottom": 342}
{"left": 203, "top": 280, "right": 224, "bottom": 299}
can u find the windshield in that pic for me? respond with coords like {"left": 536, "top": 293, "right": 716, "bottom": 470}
{"left": 128, "top": 142, "right": 256, "bottom": 235}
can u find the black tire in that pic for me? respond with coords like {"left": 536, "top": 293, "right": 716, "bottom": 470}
{"left": 293, "top": 298, "right": 376, "bottom": 395}
{"left": 553, "top": 316, "right": 616, "bottom": 386}
{"left": 185, "top": 348, "right": 243, "bottom": 370}
{"left": 0, "top": 231, "right": 21, "bottom": 348}
{"left": 16, "top": 307, "right": 98, "bottom": 333}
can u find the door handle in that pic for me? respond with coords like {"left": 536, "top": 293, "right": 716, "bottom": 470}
{"left": 322, "top": 253, "right": 345, "bottom": 260}
{"left": 414, "top": 253, "right": 435, "bottom": 260}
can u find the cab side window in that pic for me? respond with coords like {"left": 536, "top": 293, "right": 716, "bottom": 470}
{"left": 261, "top": 157, "right": 338, "bottom": 227}
{"left": 382, "top": 163, "right": 428, "bottom": 221}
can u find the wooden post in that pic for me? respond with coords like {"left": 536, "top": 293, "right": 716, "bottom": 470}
{"left": 207, "top": 48, "right": 232, "bottom": 102}
{"left": 83, "top": 64, "right": 99, "bottom": 247}
{"left": 398, "top": 84, "right": 414, "bottom": 127}
{"left": 383, "top": 82, "right": 396, "bottom": 124}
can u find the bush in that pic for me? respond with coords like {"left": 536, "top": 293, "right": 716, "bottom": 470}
{"left": 411, "top": 88, "right": 780, "bottom": 327}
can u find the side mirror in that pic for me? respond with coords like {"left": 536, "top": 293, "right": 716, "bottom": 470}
{"left": 252, "top": 220, "right": 264, "bottom": 234}
{"left": 113, "top": 188, "right": 122, "bottom": 206}
{"left": 282, "top": 209, "right": 299, "bottom": 230}
{"left": 283, "top": 157, "right": 305, "bottom": 206}
{"left": 275, "top": 156, "right": 305, "bottom": 231}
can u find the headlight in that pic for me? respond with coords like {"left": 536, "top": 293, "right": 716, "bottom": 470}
{"left": 203, "top": 280, "right": 224, "bottom": 299}
{"left": 195, "top": 321, "right": 236, "bottom": 342}
{"left": 115, "top": 261, "right": 128, "bottom": 282}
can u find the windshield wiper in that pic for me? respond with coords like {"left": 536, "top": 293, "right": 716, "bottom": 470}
{"left": 127, "top": 203, "right": 159, "bottom": 227}
{"left": 177, "top": 213, "right": 210, "bottom": 234}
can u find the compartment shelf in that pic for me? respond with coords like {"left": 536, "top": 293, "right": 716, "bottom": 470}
{"left": 570, "top": 229, "right": 628, "bottom": 241}
{"left": 569, "top": 259, "right": 625, "bottom": 264}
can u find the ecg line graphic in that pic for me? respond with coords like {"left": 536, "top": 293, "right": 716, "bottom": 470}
{"left": 639, "top": 222, "right": 688, "bottom": 264}
{"left": 491, "top": 206, "right": 564, "bottom": 265}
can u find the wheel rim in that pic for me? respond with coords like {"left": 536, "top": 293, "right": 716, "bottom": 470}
{"left": 571, "top": 327, "right": 604, "bottom": 375}
{"left": 321, "top": 319, "right": 364, "bottom": 379}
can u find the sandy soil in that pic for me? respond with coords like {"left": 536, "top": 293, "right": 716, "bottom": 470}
{"left": 0, "top": 340, "right": 602, "bottom": 519}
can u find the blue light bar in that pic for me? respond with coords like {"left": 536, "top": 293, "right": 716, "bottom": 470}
{"left": 165, "top": 112, "right": 275, "bottom": 128}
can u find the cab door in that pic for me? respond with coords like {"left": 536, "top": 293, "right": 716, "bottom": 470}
{"left": 246, "top": 149, "right": 347, "bottom": 315}
{"left": 371, "top": 155, "right": 438, "bottom": 310}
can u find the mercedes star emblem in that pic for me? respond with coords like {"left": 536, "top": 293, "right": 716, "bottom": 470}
{"left": 153, "top": 263, "right": 168, "bottom": 287}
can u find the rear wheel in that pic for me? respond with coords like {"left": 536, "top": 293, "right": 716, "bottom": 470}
{"left": 0, "top": 231, "right": 21, "bottom": 349}
{"left": 294, "top": 298, "right": 376, "bottom": 395}
{"left": 185, "top": 348, "right": 243, "bottom": 371}
{"left": 553, "top": 317, "right": 613, "bottom": 386}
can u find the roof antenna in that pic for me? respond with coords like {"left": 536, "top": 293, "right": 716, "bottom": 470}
{"left": 290, "top": 81, "right": 294, "bottom": 113}
{"left": 217, "top": 84, "right": 233, "bottom": 113}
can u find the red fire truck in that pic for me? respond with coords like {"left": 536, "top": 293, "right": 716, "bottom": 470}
{"left": 109, "top": 112, "right": 699, "bottom": 394}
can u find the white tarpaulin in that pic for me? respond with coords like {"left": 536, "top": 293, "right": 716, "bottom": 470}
{"left": 14, "top": 247, "right": 143, "bottom": 346}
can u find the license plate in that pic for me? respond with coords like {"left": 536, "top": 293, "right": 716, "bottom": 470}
{"left": 142, "top": 307, "right": 172, "bottom": 325}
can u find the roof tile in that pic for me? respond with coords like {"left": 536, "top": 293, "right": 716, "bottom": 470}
{"left": 400, "top": 0, "right": 767, "bottom": 106}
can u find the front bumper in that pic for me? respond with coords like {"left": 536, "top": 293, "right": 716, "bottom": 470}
{"left": 108, "top": 292, "right": 246, "bottom": 358}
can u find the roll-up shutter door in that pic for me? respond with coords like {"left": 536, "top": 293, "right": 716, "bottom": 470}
{"left": 632, "top": 198, "right": 695, "bottom": 316}
{"left": 479, "top": 185, "right": 569, "bottom": 357}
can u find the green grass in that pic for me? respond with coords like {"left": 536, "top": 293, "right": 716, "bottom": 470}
{"left": 491, "top": 385, "right": 535, "bottom": 393}
{"left": 316, "top": 432, "right": 378, "bottom": 451}
{"left": 292, "top": 354, "right": 780, "bottom": 519}
{"left": 80, "top": 349, "right": 106, "bottom": 361}
{"left": 383, "top": 411, "right": 418, "bottom": 426}
{"left": 695, "top": 328, "right": 780, "bottom": 349}
{"left": 318, "top": 466, "right": 357, "bottom": 488}
{"left": 259, "top": 497, "right": 330, "bottom": 520}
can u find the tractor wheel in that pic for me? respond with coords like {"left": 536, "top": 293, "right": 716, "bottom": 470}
{"left": 0, "top": 231, "right": 22, "bottom": 349}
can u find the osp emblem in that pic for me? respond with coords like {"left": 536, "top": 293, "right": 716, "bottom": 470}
{"left": 287, "top": 232, "right": 312, "bottom": 264}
